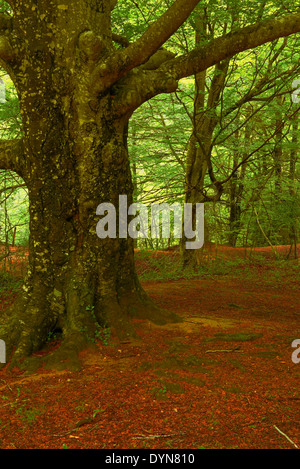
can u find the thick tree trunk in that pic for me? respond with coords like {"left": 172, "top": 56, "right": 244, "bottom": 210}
{"left": 2, "top": 110, "right": 177, "bottom": 369}
{"left": 1, "top": 65, "right": 177, "bottom": 371}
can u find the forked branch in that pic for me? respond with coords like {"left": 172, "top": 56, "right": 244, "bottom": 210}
{"left": 92, "top": 0, "right": 200, "bottom": 94}
{"left": 162, "top": 13, "right": 300, "bottom": 80}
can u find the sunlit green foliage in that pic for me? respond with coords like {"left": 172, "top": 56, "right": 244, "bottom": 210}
{"left": 0, "top": 0, "right": 299, "bottom": 250}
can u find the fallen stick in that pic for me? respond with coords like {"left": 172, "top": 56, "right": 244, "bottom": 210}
{"left": 273, "top": 425, "right": 299, "bottom": 449}
{"left": 132, "top": 433, "right": 179, "bottom": 440}
{"left": 205, "top": 346, "right": 241, "bottom": 353}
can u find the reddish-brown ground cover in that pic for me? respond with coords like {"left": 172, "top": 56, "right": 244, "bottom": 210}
{"left": 0, "top": 244, "right": 299, "bottom": 449}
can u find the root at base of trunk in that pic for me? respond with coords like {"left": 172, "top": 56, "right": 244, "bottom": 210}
{"left": 0, "top": 289, "right": 181, "bottom": 373}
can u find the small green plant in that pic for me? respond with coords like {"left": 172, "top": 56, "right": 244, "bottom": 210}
{"left": 0, "top": 271, "right": 22, "bottom": 294}
{"left": 92, "top": 407, "right": 105, "bottom": 418}
{"left": 79, "top": 324, "right": 91, "bottom": 342}
{"left": 75, "top": 403, "right": 87, "bottom": 412}
{"left": 95, "top": 326, "right": 111, "bottom": 345}
{"left": 47, "top": 330, "right": 60, "bottom": 342}
{"left": 16, "top": 405, "right": 44, "bottom": 425}
{"left": 3, "top": 391, "right": 45, "bottom": 428}
{"left": 85, "top": 304, "right": 95, "bottom": 315}
{"left": 85, "top": 305, "right": 111, "bottom": 345}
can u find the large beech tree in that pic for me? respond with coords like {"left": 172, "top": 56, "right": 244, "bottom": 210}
{"left": 0, "top": 0, "right": 300, "bottom": 369}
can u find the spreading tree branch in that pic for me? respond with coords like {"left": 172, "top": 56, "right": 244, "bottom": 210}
{"left": 92, "top": 0, "right": 201, "bottom": 94}
{"left": 120, "top": 0, "right": 200, "bottom": 65}
{"left": 113, "top": 12, "right": 300, "bottom": 116}
{"left": 0, "top": 139, "right": 25, "bottom": 178}
{"left": 161, "top": 13, "right": 300, "bottom": 80}
{"left": 111, "top": 69, "right": 178, "bottom": 117}
{"left": 0, "top": 36, "right": 14, "bottom": 62}
{"left": 0, "top": 183, "right": 26, "bottom": 196}
{"left": 111, "top": 33, "right": 130, "bottom": 48}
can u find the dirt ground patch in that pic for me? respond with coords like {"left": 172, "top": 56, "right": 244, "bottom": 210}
{"left": 0, "top": 246, "right": 299, "bottom": 449}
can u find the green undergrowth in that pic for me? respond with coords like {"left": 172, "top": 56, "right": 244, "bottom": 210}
{"left": 0, "top": 271, "right": 23, "bottom": 294}
{"left": 1, "top": 249, "right": 298, "bottom": 301}
{"left": 135, "top": 249, "right": 299, "bottom": 286}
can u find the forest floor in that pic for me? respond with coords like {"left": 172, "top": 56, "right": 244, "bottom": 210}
{"left": 0, "top": 243, "right": 299, "bottom": 449}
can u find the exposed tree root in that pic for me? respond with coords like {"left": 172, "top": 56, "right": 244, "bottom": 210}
{"left": 0, "top": 283, "right": 181, "bottom": 373}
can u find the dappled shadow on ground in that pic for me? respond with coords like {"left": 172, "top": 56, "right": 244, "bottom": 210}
{"left": 0, "top": 245, "right": 299, "bottom": 448}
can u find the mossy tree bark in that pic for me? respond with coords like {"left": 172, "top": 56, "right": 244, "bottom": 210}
{"left": 228, "top": 126, "right": 248, "bottom": 247}
{"left": 180, "top": 19, "right": 229, "bottom": 268}
{"left": 0, "top": 0, "right": 299, "bottom": 368}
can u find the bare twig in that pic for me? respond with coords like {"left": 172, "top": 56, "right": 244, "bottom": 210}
{"left": 132, "top": 433, "right": 180, "bottom": 440}
{"left": 254, "top": 207, "right": 279, "bottom": 258}
{"left": 273, "top": 425, "right": 299, "bottom": 449}
{"left": 205, "top": 346, "right": 241, "bottom": 353}
{"left": 0, "top": 379, "right": 13, "bottom": 392}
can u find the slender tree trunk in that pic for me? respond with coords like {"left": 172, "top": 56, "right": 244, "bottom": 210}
{"left": 228, "top": 125, "right": 248, "bottom": 247}
{"left": 287, "top": 114, "right": 298, "bottom": 259}
{"left": 181, "top": 55, "right": 229, "bottom": 266}
{"left": 181, "top": 20, "right": 211, "bottom": 268}
{"left": 273, "top": 103, "right": 283, "bottom": 194}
